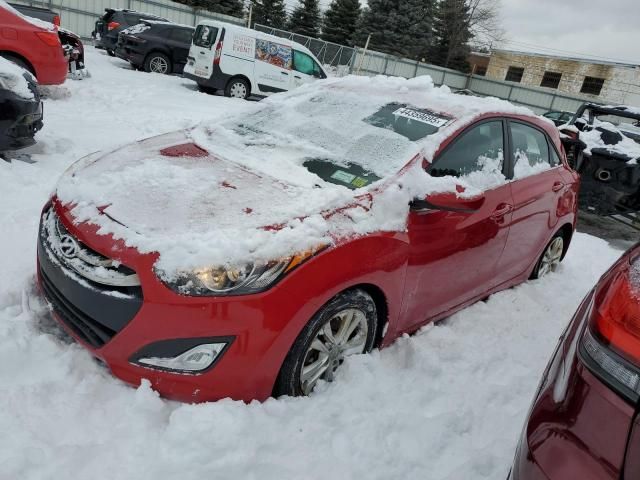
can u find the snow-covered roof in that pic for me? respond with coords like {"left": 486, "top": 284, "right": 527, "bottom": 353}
{"left": 56, "top": 75, "right": 535, "bottom": 275}
{"left": 0, "top": 0, "right": 55, "bottom": 31}
{"left": 0, "top": 56, "right": 34, "bottom": 99}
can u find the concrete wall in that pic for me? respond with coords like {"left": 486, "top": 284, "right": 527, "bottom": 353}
{"left": 486, "top": 50, "right": 640, "bottom": 106}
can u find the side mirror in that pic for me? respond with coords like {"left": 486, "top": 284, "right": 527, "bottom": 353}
{"left": 410, "top": 190, "right": 485, "bottom": 213}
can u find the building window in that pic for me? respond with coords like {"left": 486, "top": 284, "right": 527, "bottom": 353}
{"left": 540, "top": 71, "right": 562, "bottom": 89}
{"left": 580, "top": 76, "right": 605, "bottom": 96}
{"left": 474, "top": 65, "right": 487, "bottom": 76}
{"left": 505, "top": 66, "right": 524, "bottom": 83}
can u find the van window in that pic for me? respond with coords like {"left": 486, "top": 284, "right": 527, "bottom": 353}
{"left": 293, "top": 50, "right": 323, "bottom": 77}
{"left": 194, "top": 25, "right": 218, "bottom": 48}
{"left": 255, "top": 39, "right": 292, "bottom": 69}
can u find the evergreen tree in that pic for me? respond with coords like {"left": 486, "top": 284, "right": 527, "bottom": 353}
{"left": 354, "top": 0, "right": 435, "bottom": 60}
{"left": 321, "top": 0, "right": 361, "bottom": 46}
{"left": 249, "top": 0, "right": 288, "bottom": 29}
{"left": 287, "top": 0, "right": 321, "bottom": 37}
{"left": 430, "top": 0, "right": 472, "bottom": 71}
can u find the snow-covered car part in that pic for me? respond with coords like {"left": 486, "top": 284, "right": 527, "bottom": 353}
{"left": 560, "top": 103, "right": 640, "bottom": 229}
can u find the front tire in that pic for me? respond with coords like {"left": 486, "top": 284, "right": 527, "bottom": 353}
{"left": 224, "top": 77, "right": 250, "bottom": 99}
{"left": 144, "top": 52, "right": 171, "bottom": 75}
{"left": 107, "top": 49, "right": 116, "bottom": 57}
{"left": 274, "top": 289, "right": 378, "bottom": 397}
{"left": 531, "top": 233, "right": 565, "bottom": 279}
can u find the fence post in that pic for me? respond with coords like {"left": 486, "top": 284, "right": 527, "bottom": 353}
{"left": 192, "top": 7, "right": 197, "bottom": 26}
{"left": 383, "top": 55, "right": 389, "bottom": 75}
{"left": 507, "top": 85, "right": 514, "bottom": 101}
{"left": 413, "top": 60, "right": 419, "bottom": 78}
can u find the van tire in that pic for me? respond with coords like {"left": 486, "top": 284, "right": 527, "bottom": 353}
{"left": 144, "top": 52, "right": 172, "bottom": 75}
{"left": 224, "top": 77, "right": 250, "bottom": 99}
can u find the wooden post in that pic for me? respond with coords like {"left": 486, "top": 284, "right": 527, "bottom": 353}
{"left": 355, "top": 34, "right": 371, "bottom": 76}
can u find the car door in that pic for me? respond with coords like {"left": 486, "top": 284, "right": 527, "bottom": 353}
{"left": 496, "top": 120, "right": 569, "bottom": 281}
{"left": 167, "top": 27, "right": 194, "bottom": 72}
{"left": 254, "top": 38, "right": 292, "bottom": 94}
{"left": 291, "top": 50, "right": 325, "bottom": 89}
{"left": 401, "top": 119, "right": 514, "bottom": 331}
{"left": 188, "top": 24, "right": 219, "bottom": 79}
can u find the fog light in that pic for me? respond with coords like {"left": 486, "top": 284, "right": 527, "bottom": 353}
{"left": 137, "top": 343, "right": 227, "bottom": 373}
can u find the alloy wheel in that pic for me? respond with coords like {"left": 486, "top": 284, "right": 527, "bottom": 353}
{"left": 150, "top": 56, "right": 168, "bottom": 74}
{"left": 299, "top": 308, "right": 368, "bottom": 395}
{"left": 538, "top": 237, "right": 564, "bottom": 277}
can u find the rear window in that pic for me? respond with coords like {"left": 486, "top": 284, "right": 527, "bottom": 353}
{"left": 194, "top": 25, "right": 218, "bottom": 48}
{"left": 364, "top": 103, "right": 453, "bottom": 141}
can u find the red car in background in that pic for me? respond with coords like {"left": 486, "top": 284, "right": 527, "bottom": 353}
{"left": 510, "top": 243, "right": 640, "bottom": 480}
{"left": 37, "top": 80, "right": 579, "bottom": 403}
{"left": 0, "top": 1, "right": 67, "bottom": 85}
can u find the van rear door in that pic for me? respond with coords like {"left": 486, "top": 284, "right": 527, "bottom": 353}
{"left": 186, "top": 24, "right": 220, "bottom": 79}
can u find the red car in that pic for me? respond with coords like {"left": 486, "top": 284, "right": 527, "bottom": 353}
{"left": 510, "top": 243, "right": 640, "bottom": 480}
{"left": 37, "top": 79, "right": 579, "bottom": 403}
{"left": 0, "top": 2, "right": 67, "bottom": 85}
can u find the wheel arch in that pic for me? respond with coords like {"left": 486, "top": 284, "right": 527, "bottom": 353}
{"left": 0, "top": 51, "right": 36, "bottom": 76}
{"left": 226, "top": 74, "right": 252, "bottom": 95}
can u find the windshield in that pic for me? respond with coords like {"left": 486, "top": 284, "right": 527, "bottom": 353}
{"left": 224, "top": 89, "right": 454, "bottom": 187}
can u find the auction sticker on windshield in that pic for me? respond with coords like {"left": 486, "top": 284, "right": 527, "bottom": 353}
{"left": 393, "top": 107, "right": 451, "bottom": 128}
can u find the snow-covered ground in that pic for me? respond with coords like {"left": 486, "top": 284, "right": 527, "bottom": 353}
{"left": 0, "top": 49, "right": 629, "bottom": 480}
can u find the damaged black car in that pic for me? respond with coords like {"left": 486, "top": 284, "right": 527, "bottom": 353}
{"left": 560, "top": 103, "right": 640, "bottom": 228}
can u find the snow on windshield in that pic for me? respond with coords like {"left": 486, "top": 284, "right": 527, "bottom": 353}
{"left": 58, "top": 75, "right": 534, "bottom": 276}
{"left": 0, "top": 56, "right": 34, "bottom": 100}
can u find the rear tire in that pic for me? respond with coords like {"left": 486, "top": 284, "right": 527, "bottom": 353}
{"left": 274, "top": 289, "right": 378, "bottom": 397}
{"left": 224, "top": 77, "right": 250, "bottom": 99}
{"left": 107, "top": 49, "right": 116, "bottom": 57}
{"left": 144, "top": 52, "right": 171, "bottom": 75}
{"left": 531, "top": 233, "right": 565, "bottom": 279}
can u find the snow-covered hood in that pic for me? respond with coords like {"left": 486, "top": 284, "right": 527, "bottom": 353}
{"left": 56, "top": 130, "right": 377, "bottom": 274}
{"left": 0, "top": 56, "right": 36, "bottom": 100}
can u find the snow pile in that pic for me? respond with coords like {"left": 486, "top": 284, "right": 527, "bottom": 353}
{"left": 0, "top": 47, "right": 632, "bottom": 480}
{"left": 0, "top": 56, "right": 35, "bottom": 100}
{"left": 0, "top": 0, "right": 55, "bottom": 31}
{"left": 56, "top": 75, "right": 534, "bottom": 276}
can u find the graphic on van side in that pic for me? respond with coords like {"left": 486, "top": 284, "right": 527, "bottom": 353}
{"left": 255, "top": 40, "right": 292, "bottom": 69}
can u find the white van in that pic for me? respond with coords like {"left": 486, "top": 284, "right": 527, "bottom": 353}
{"left": 183, "top": 21, "right": 328, "bottom": 99}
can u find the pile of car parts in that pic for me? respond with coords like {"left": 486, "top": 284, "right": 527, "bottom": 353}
{"left": 560, "top": 103, "right": 640, "bottom": 231}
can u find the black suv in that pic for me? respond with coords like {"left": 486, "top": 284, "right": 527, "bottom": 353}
{"left": 115, "top": 21, "right": 194, "bottom": 74}
{"left": 93, "top": 8, "right": 167, "bottom": 56}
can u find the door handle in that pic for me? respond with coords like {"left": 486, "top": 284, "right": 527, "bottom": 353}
{"left": 490, "top": 203, "right": 513, "bottom": 220}
{"left": 552, "top": 181, "right": 565, "bottom": 192}
{"left": 281, "top": 71, "right": 289, "bottom": 75}
{"left": 294, "top": 75, "right": 301, "bottom": 79}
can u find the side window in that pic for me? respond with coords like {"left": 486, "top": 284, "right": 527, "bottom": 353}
{"left": 293, "top": 50, "right": 322, "bottom": 77}
{"left": 429, "top": 121, "right": 505, "bottom": 180}
{"left": 510, "top": 122, "right": 552, "bottom": 178}
{"left": 194, "top": 25, "right": 218, "bottom": 48}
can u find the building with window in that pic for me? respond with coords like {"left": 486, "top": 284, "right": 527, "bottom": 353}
{"left": 484, "top": 49, "right": 640, "bottom": 106}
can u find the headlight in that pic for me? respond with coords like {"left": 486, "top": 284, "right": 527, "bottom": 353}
{"left": 159, "top": 246, "right": 327, "bottom": 296}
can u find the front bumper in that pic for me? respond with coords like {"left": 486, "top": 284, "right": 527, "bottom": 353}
{"left": 35, "top": 202, "right": 324, "bottom": 403}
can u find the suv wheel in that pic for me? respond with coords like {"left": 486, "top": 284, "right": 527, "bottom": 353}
{"left": 274, "top": 289, "right": 378, "bottom": 397}
{"left": 144, "top": 53, "right": 171, "bottom": 75}
{"left": 224, "top": 78, "right": 250, "bottom": 99}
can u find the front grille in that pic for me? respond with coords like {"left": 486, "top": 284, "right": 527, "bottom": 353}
{"left": 40, "top": 266, "right": 116, "bottom": 348}
{"left": 38, "top": 207, "right": 144, "bottom": 349}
